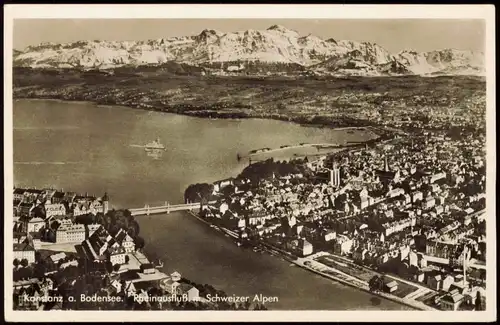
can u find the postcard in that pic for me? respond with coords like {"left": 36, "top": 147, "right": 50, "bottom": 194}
{"left": 3, "top": 4, "right": 496, "bottom": 322}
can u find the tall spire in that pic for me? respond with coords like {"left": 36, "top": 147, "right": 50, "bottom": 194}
{"left": 384, "top": 156, "right": 389, "bottom": 172}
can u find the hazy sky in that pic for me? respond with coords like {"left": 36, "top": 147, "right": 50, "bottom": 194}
{"left": 13, "top": 19, "right": 485, "bottom": 53}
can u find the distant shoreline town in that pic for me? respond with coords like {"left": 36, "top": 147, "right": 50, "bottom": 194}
{"left": 13, "top": 71, "right": 486, "bottom": 135}
{"left": 183, "top": 127, "right": 487, "bottom": 311}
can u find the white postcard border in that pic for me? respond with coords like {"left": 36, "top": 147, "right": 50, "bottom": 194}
{"left": 3, "top": 4, "right": 496, "bottom": 322}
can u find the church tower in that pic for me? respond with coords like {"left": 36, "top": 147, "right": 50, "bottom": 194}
{"left": 330, "top": 162, "right": 341, "bottom": 187}
{"left": 102, "top": 192, "right": 109, "bottom": 214}
{"left": 384, "top": 156, "right": 390, "bottom": 172}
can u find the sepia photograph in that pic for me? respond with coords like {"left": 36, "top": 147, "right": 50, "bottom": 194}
{"left": 3, "top": 4, "right": 496, "bottom": 322}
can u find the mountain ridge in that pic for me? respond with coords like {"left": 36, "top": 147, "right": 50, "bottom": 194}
{"left": 13, "top": 25, "right": 485, "bottom": 76}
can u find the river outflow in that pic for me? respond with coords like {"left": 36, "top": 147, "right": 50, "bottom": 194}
{"left": 13, "top": 99, "right": 411, "bottom": 310}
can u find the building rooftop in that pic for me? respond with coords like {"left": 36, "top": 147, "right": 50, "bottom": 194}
{"left": 13, "top": 243, "right": 35, "bottom": 252}
{"left": 442, "top": 292, "right": 464, "bottom": 303}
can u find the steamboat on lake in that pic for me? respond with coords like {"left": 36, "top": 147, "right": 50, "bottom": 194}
{"left": 144, "top": 137, "right": 166, "bottom": 151}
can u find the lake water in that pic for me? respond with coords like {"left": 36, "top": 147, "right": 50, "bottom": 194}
{"left": 13, "top": 99, "right": 412, "bottom": 310}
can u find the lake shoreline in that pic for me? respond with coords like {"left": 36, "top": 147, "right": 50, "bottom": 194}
{"left": 14, "top": 99, "right": 410, "bottom": 310}
{"left": 13, "top": 95, "right": 389, "bottom": 137}
{"left": 184, "top": 205, "right": 424, "bottom": 311}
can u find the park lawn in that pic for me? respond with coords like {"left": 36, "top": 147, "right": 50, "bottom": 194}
{"left": 390, "top": 280, "right": 419, "bottom": 298}
{"left": 314, "top": 255, "right": 375, "bottom": 282}
{"left": 314, "top": 255, "right": 420, "bottom": 298}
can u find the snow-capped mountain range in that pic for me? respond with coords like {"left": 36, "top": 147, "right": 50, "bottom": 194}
{"left": 13, "top": 25, "right": 485, "bottom": 76}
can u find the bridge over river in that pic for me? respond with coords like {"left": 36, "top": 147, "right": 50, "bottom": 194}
{"left": 129, "top": 201, "right": 217, "bottom": 216}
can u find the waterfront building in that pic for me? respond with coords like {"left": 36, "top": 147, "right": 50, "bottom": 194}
{"left": 63, "top": 192, "right": 77, "bottom": 203}
{"left": 415, "top": 272, "right": 425, "bottom": 283}
{"left": 56, "top": 224, "right": 86, "bottom": 243}
{"left": 213, "top": 177, "right": 235, "bottom": 193}
{"left": 323, "top": 230, "right": 336, "bottom": 242}
{"left": 109, "top": 246, "right": 127, "bottom": 265}
{"left": 24, "top": 189, "right": 43, "bottom": 201}
{"left": 247, "top": 210, "right": 270, "bottom": 226}
{"left": 427, "top": 273, "right": 442, "bottom": 291}
{"left": 442, "top": 275, "right": 456, "bottom": 292}
{"left": 110, "top": 279, "right": 123, "bottom": 293}
{"left": 13, "top": 188, "right": 26, "bottom": 201}
{"left": 51, "top": 191, "right": 65, "bottom": 204}
{"left": 160, "top": 277, "right": 181, "bottom": 295}
{"left": 123, "top": 282, "right": 146, "bottom": 298}
{"left": 408, "top": 251, "right": 419, "bottom": 267}
{"left": 72, "top": 194, "right": 109, "bottom": 216}
{"left": 399, "top": 245, "right": 411, "bottom": 261}
{"left": 13, "top": 243, "right": 35, "bottom": 264}
{"left": 113, "top": 228, "right": 136, "bottom": 253}
{"left": 17, "top": 289, "right": 43, "bottom": 310}
{"left": 140, "top": 263, "right": 156, "bottom": 274}
{"left": 298, "top": 239, "right": 313, "bottom": 256}
{"left": 73, "top": 203, "right": 92, "bottom": 216}
{"left": 81, "top": 227, "right": 120, "bottom": 263}
{"left": 171, "top": 271, "right": 182, "bottom": 282}
{"left": 449, "top": 281, "right": 469, "bottom": 296}
{"left": 440, "top": 290, "right": 464, "bottom": 311}
{"left": 178, "top": 283, "right": 200, "bottom": 301}
{"left": 42, "top": 189, "right": 56, "bottom": 202}
{"left": 82, "top": 226, "right": 134, "bottom": 265}
{"left": 353, "top": 247, "right": 368, "bottom": 262}
{"left": 464, "top": 286, "right": 486, "bottom": 305}
{"left": 44, "top": 202, "right": 66, "bottom": 218}
{"left": 384, "top": 280, "right": 398, "bottom": 293}
{"left": 333, "top": 235, "right": 354, "bottom": 256}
